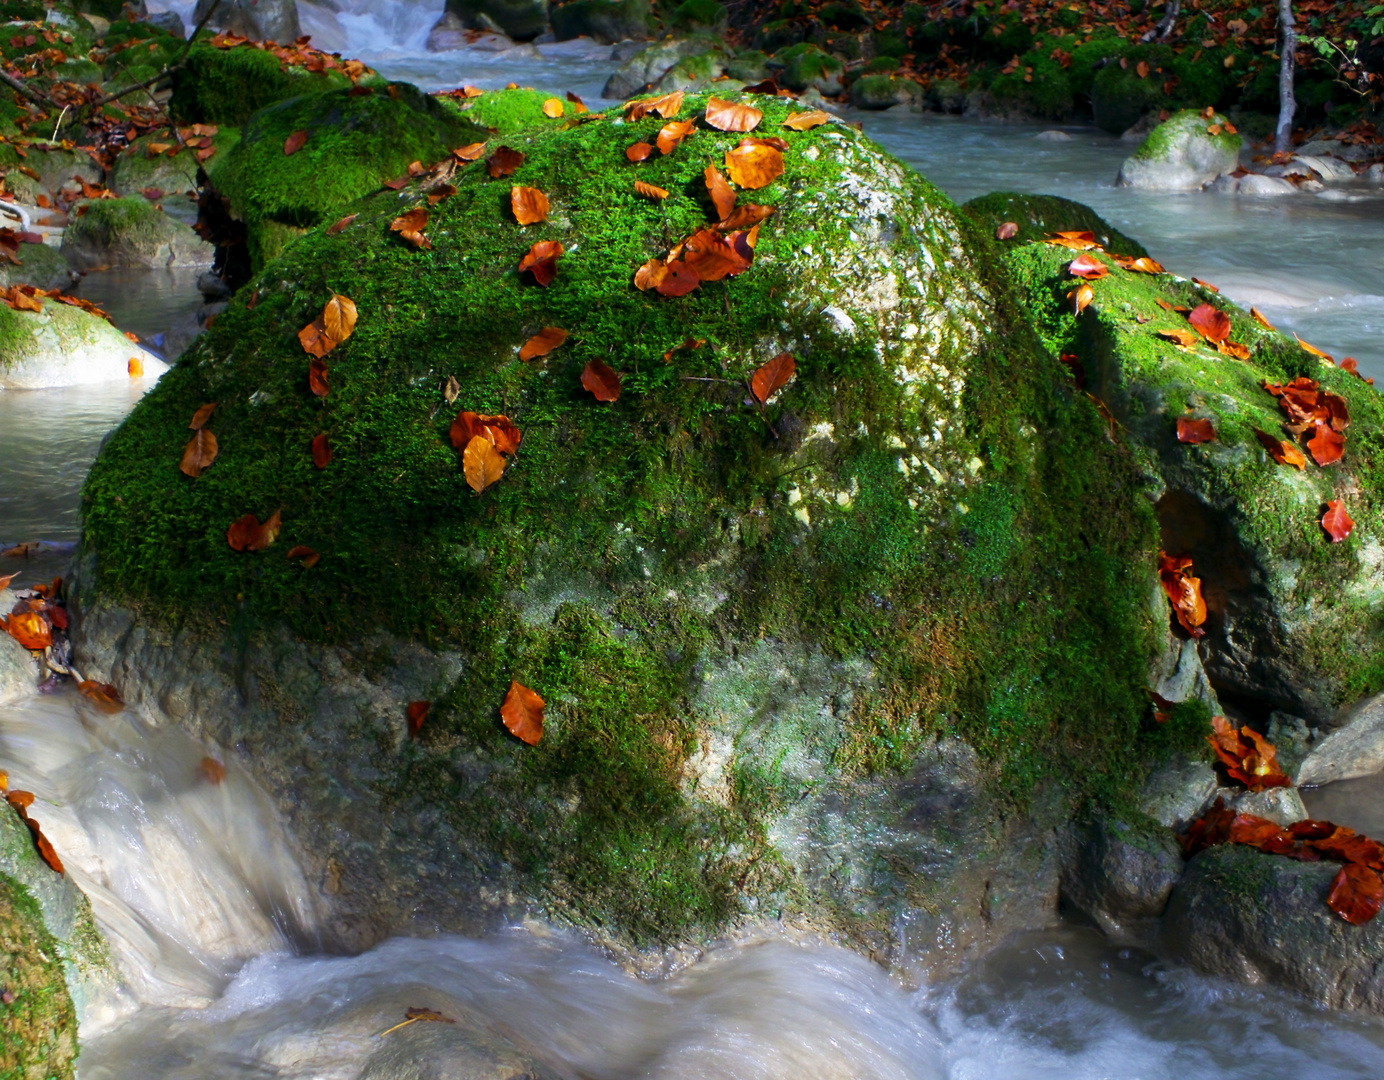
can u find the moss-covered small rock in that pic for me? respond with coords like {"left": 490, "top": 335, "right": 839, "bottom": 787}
{"left": 170, "top": 43, "right": 369, "bottom": 128}
{"left": 61, "top": 196, "right": 212, "bottom": 270}
{"left": 0, "top": 298, "right": 166, "bottom": 389}
{"left": 1117, "top": 108, "right": 1241, "bottom": 191}
{"left": 776, "top": 43, "right": 845, "bottom": 96}
{"left": 848, "top": 73, "right": 921, "bottom": 111}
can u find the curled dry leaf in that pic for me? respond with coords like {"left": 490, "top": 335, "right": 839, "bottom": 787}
{"left": 1070, "top": 283, "right": 1094, "bottom": 315}
{"left": 1328, "top": 863, "right": 1384, "bottom": 925}
{"left": 450, "top": 412, "right": 521, "bottom": 454}
{"left": 511, "top": 186, "right": 549, "bottom": 225}
{"left": 0, "top": 571, "right": 17, "bottom": 590}
{"left": 1308, "top": 422, "right": 1345, "bottom": 466}
{"left": 189, "top": 403, "right": 217, "bottom": 430}
{"left": 406, "top": 701, "right": 429, "bottom": 738}
{"left": 724, "top": 141, "right": 783, "bottom": 189}
{"left": 444, "top": 375, "right": 460, "bottom": 404}
{"left": 518, "top": 240, "right": 563, "bottom": 286}
{"left": 1218, "top": 340, "right": 1251, "bottom": 361}
{"left": 662, "top": 337, "right": 705, "bottom": 363}
{"left": 1060, "top": 352, "right": 1086, "bottom": 389}
{"left": 200, "top": 757, "right": 226, "bottom": 784}
{"left": 1323, "top": 499, "right": 1354, "bottom": 543}
{"left": 1253, "top": 429, "right": 1308, "bottom": 469}
{"left": 26, "top": 819, "right": 62, "bottom": 874}
{"left": 6, "top": 790, "right": 32, "bottom": 811}
{"left": 1207, "top": 715, "right": 1291, "bottom": 791}
{"left": 309, "top": 357, "right": 329, "bottom": 397}
{"left": 1067, "top": 253, "right": 1108, "bottom": 280}
{"left": 298, "top": 320, "right": 334, "bottom": 359}
{"left": 286, "top": 544, "right": 321, "bottom": 569}
{"left": 311, "top": 433, "right": 332, "bottom": 469}
{"left": 542, "top": 97, "right": 564, "bottom": 118}
{"left": 1159, "top": 327, "right": 1201, "bottom": 348}
{"left": 1158, "top": 551, "right": 1206, "bottom": 638}
{"left": 716, "top": 203, "right": 774, "bottom": 232}
{"left": 321, "top": 294, "right": 357, "bottom": 344}
{"left": 463, "top": 435, "right": 507, "bottom": 493}
{"left": 704, "top": 97, "right": 763, "bottom": 132}
{"left": 77, "top": 679, "right": 124, "bottom": 713}
{"left": 656, "top": 120, "right": 695, "bottom": 155}
{"left": 390, "top": 208, "right": 432, "bottom": 250}
{"left": 995, "top": 221, "right": 1018, "bottom": 240}
{"left": 453, "top": 142, "right": 487, "bottom": 162}
{"left": 1046, "top": 230, "right": 1100, "bottom": 251}
{"left": 3, "top": 612, "right": 50, "bottom": 650}
{"left": 1176, "top": 417, "right": 1216, "bottom": 444}
{"left": 1112, "top": 255, "right": 1165, "bottom": 273}
{"left": 283, "top": 129, "right": 308, "bottom": 155}
{"left": 782, "top": 109, "right": 831, "bottom": 130}
{"left": 704, "top": 165, "right": 736, "bottom": 221}
{"left": 683, "top": 229, "right": 751, "bottom": 281}
{"left": 634, "top": 180, "right": 669, "bottom": 200}
{"left": 179, "top": 428, "right": 219, "bottom": 478}
{"left": 1251, "top": 306, "right": 1276, "bottom": 331}
{"left": 1188, "top": 304, "right": 1231, "bottom": 344}
{"left": 486, "top": 146, "right": 524, "bottom": 178}
{"left": 750, "top": 352, "right": 795, "bottom": 404}
{"left": 581, "top": 359, "right": 622, "bottom": 402}
{"left": 519, "top": 326, "right": 568, "bottom": 361}
{"left": 500, "top": 680, "right": 545, "bottom": 745}
{"left": 566, "top": 90, "right": 588, "bottom": 113}
{"left": 227, "top": 510, "right": 282, "bottom": 552}
{"left": 1192, "top": 278, "right": 1219, "bottom": 293}
{"left": 326, "top": 212, "right": 358, "bottom": 236}
{"left": 624, "top": 90, "right": 684, "bottom": 122}
{"left": 626, "top": 142, "right": 653, "bottom": 162}
{"left": 1295, "top": 333, "right": 1334, "bottom": 364}
{"left": 427, "top": 183, "right": 457, "bottom": 206}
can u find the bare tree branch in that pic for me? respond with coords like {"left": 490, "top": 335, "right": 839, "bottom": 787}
{"left": 1276, "top": 0, "right": 1297, "bottom": 153}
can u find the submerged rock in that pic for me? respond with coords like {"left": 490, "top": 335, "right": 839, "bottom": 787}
{"left": 61, "top": 197, "right": 213, "bottom": 271}
{"left": 1116, "top": 109, "right": 1242, "bottom": 191}
{"left": 73, "top": 92, "right": 1170, "bottom": 965}
{"left": 0, "top": 300, "right": 165, "bottom": 389}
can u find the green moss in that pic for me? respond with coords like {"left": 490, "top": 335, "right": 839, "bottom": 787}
{"left": 65, "top": 195, "right": 165, "bottom": 244}
{"left": 170, "top": 43, "right": 371, "bottom": 128}
{"left": 207, "top": 84, "right": 486, "bottom": 272}
{"left": 989, "top": 54, "right": 1074, "bottom": 120}
{"left": 671, "top": 0, "right": 725, "bottom": 31}
{"left": 0, "top": 874, "right": 77, "bottom": 1080}
{"left": 776, "top": 43, "right": 845, "bottom": 92}
{"left": 438, "top": 87, "right": 575, "bottom": 135}
{"left": 81, "top": 93, "right": 1169, "bottom": 943}
{"left": 1130, "top": 108, "right": 1242, "bottom": 162}
{"left": 962, "top": 191, "right": 1149, "bottom": 256}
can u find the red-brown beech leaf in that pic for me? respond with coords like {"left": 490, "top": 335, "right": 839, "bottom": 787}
{"left": 995, "top": 221, "right": 1018, "bottom": 240}
{"left": 656, "top": 120, "right": 696, "bottom": 155}
{"left": 326, "top": 213, "right": 358, "bottom": 236}
{"left": 286, "top": 545, "right": 320, "bottom": 568}
{"left": 500, "top": 680, "right": 544, "bottom": 745}
{"left": 463, "top": 435, "right": 506, "bottom": 493}
{"left": 406, "top": 701, "right": 429, "bottom": 738}
{"left": 1253, "top": 428, "right": 1308, "bottom": 469}
{"left": 283, "top": 129, "right": 308, "bottom": 155}
{"left": 390, "top": 208, "right": 432, "bottom": 250}
{"left": 486, "top": 146, "right": 524, "bottom": 178}
{"left": 683, "top": 229, "right": 750, "bottom": 281}
{"left": 724, "top": 141, "right": 783, "bottom": 189}
{"left": 227, "top": 510, "right": 282, "bottom": 552}
{"left": 309, "top": 357, "right": 329, "bottom": 397}
{"left": 624, "top": 90, "right": 684, "bottom": 122}
{"left": 1067, "top": 253, "right": 1108, "bottom": 279}
{"left": 1323, "top": 500, "right": 1354, "bottom": 543}
{"left": 25, "top": 819, "right": 62, "bottom": 874}
{"left": 450, "top": 412, "right": 521, "bottom": 455}
{"left": 519, "top": 326, "right": 567, "bottom": 362}
{"left": 1176, "top": 417, "right": 1216, "bottom": 444}
{"left": 1158, "top": 551, "right": 1206, "bottom": 638}
{"left": 704, "top": 97, "right": 763, "bottom": 132}
{"left": 2, "top": 612, "right": 50, "bottom": 650}
{"left": 311, "top": 433, "right": 332, "bottom": 469}
{"left": 656, "top": 260, "right": 699, "bottom": 297}
{"left": 1328, "top": 863, "right": 1384, "bottom": 925}
{"left": 189, "top": 403, "right": 217, "bottom": 429}
{"left": 77, "top": 680, "right": 124, "bottom": 714}
{"left": 1308, "top": 422, "right": 1345, "bottom": 466}
{"left": 1188, "top": 303, "right": 1231, "bottom": 343}
{"left": 200, "top": 757, "right": 226, "bottom": 784}
{"left": 704, "top": 165, "right": 736, "bottom": 221}
{"left": 626, "top": 141, "right": 653, "bottom": 162}
{"left": 581, "top": 359, "right": 622, "bottom": 402}
{"left": 750, "top": 352, "right": 795, "bottom": 404}
{"left": 511, "top": 186, "right": 549, "bottom": 225}
{"left": 518, "top": 240, "right": 563, "bottom": 286}
{"left": 179, "top": 429, "right": 218, "bottom": 477}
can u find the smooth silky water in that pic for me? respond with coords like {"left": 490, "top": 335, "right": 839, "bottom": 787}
{"left": 0, "top": 2, "right": 1381, "bottom": 1073}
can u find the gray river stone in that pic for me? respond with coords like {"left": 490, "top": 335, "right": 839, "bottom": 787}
{"left": 1116, "top": 109, "right": 1241, "bottom": 192}
{"left": 1165, "top": 843, "right": 1384, "bottom": 1012}
{"left": 193, "top": 0, "right": 302, "bottom": 44}
{"left": 1296, "top": 693, "right": 1384, "bottom": 787}
{"left": 0, "top": 300, "right": 167, "bottom": 389}
{"left": 602, "top": 37, "right": 712, "bottom": 98}
{"left": 1061, "top": 817, "right": 1183, "bottom": 937}
{"left": 0, "top": 593, "right": 38, "bottom": 707}
{"left": 1138, "top": 756, "right": 1218, "bottom": 831}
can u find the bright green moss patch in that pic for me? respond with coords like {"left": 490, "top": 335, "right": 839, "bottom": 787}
{"left": 963, "top": 192, "right": 1149, "bottom": 256}
{"left": 170, "top": 43, "right": 369, "bottom": 128}
{"left": 0, "top": 873, "right": 77, "bottom": 1080}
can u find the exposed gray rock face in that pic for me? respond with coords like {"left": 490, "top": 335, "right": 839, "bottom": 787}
{"left": 1165, "top": 844, "right": 1384, "bottom": 1012}
{"left": 0, "top": 300, "right": 167, "bottom": 389}
{"left": 445, "top": 0, "right": 548, "bottom": 41}
{"left": 1116, "top": 109, "right": 1241, "bottom": 191}
{"left": 61, "top": 199, "right": 213, "bottom": 271}
{"left": 1139, "top": 756, "right": 1218, "bottom": 831}
{"left": 602, "top": 37, "right": 711, "bottom": 98}
{"left": 1297, "top": 693, "right": 1384, "bottom": 787}
{"left": 193, "top": 0, "right": 302, "bottom": 43}
{"left": 1061, "top": 817, "right": 1183, "bottom": 937}
{"left": 0, "top": 591, "right": 38, "bottom": 706}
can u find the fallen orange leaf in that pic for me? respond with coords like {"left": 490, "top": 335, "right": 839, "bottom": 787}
{"left": 1112, "top": 255, "right": 1165, "bottom": 273}
{"left": 511, "top": 185, "right": 549, "bottom": 225}
{"left": 1159, "top": 327, "right": 1201, "bottom": 348}
{"left": 500, "top": 680, "right": 544, "bottom": 744}
{"left": 656, "top": 120, "right": 695, "bottom": 155}
{"left": 179, "top": 428, "right": 218, "bottom": 478}
{"left": 227, "top": 510, "right": 281, "bottom": 552}
{"left": 450, "top": 412, "right": 521, "bottom": 455}
{"left": 283, "top": 129, "right": 308, "bottom": 155}
{"left": 1251, "top": 306, "right": 1276, "bottom": 331}
{"left": 1323, "top": 499, "right": 1354, "bottom": 543}
{"left": 541, "top": 97, "right": 564, "bottom": 118}
{"left": 1295, "top": 333, "right": 1334, "bottom": 363}
{"left": 453, "top": 142, "right": 487, "bottom": 161}
{"left": 390, "top": 208, "right": 432, "bottom": 250}
{"left": 519, "top": 326, "right": 567, "bottom": 361}
{"left": 189, "top": 403, "right": 217, "bottom": 429}
{"left": 77, "top": 680, "right": 123, "bottom": 713}
{"left": 1328, "top": 863, "right": 1384, "bottom": 925}
{"left": 309, "top": 357, "right": 329, "bottom": 397}
{"left": 518, "top": 240, "right": 563, "bottom": 286}
{"left": 1177, "top": 417, "right": 1216, "bottom": 444}
{"left": 684, "top": 228, "right": 751, "bottom": 281}
{"left": 750, "top": 352, "right": 795, "bottom": 404}
{"left": 128, "top": 356, "right": 144, "bottom": 378}
{"left": 486, "top": 146, "right": 524, "bottom": 178}
{"left": 704, "top": 165, "right": 736, "bottom": 220}
{"left": 1188, "top": 303, "right": 1231, "bottom": 343}
{"left": 25, "top": 819, "right": 62, "bottom": 874}
{"left": 326, "top": 213, "right": 358, "bottom": 236}
{"left": 782, "top": 109, "right": 830, "bottom": 130}
{"left": 634, "top": 180, "right": 669, "bottom": 200}
{"left": 3, "top": 612, "right": 49, "bottom": 649}
{"left": 1046, "top": 230, "right": 1101, "bottom": 251}
{"left": 1070, "top": 282, "right": 1094, "bottom": 314}
{"left": 1308, "top": 422, "right": 1345, "bottom": 466}
{"left": 624, "top": 90, "right": 684, "bottom": 122}
{"left": 724, "top": 141, "right": 783, "bottom": 189}
{"left": 1253, "top": 429, "right": 1308, "bottom": 469}
{"left": 626, "top": 142, "right": 653, "bottom": 162}
{"left": 704, "top": 96, "right": 763, "bottom": 132}
{"left": 581, "top": 359, "right": 622, "bottom": 402}
{"left": 1158, "top": 551, "right": 1206, "bottom": 638}
{"left": 463, "top": 435, "right": 506, "bottom": 493}
{"left": 200, "top": 757, "right": 225, "bottom": 784}
{"left": 715, "top": 203, "right": 775, "bottom": 232}
{"left": 1067, "top": 253, "right": 1108, "bottom": 279}
{"left": 311, "top": 433, "right": 331, "bottom": 469}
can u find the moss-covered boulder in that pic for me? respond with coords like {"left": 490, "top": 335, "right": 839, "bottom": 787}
{"left": 0, "top": 299, "right": 166, "bottom": 389}
{"left": 848, "top": 73, "right": 922, "bottom": 111}
{"left": 170, "top": 43, "right": 370, "bottom": 129}
{"left": 654, "top": 48, "right": 731, "bottom": 93}
{"left": 996, "top": 228, "right": 1384, "bottom": 724}
{"left": 108, "top": 133, "right": 237, "bottom": 200}
{"left": 204, "top": 84, "right": 485, "bottom": 275}
{"left": 0, "top": 241, "right": 72, "bottom": 292}
{"left": 445, "top": 0, "right": 549, "bottom": 41}
{"left": 602, "top": 36, "right": 712, "bottom": 98}
{"left": 963, "top": 191, "right": 1148, "bottom": 255}
{"left": 550, "top": 0, "right": 651, "bottom": 44}
{"left": 776, "top": 43, "right": 846, "bottom": 95}
{"left": 72, "top": 92, "right": 1183, "bottom": 963}
{"left": 61, "top": 197, "right": 212, "bottom": 270}
{"left": 1117, "top": 108, "right": 1242, "bottom": 191}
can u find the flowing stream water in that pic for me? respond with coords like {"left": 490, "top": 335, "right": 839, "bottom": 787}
{"left": 4, "top": 2, "right": 1384, "bottom": 1074}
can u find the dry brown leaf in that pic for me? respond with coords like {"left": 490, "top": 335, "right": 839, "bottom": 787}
{"left": 624, "top": 90, "right": 684, "bottom": 122}
{"left": 463, "top": 435, "right": 506, "bottom": 493}
{"left": 500, "top": 680, "right": 544, "bottom": 744}
{"left": 782, "top": 109, "right": 831, "bottom": 130}
{"left": 189, "top": 403, "right": 217, "bottom": 430}
{"left": 751, "top": 352, "right": 795, "bottom": 404}
{"left": 453, "top": 142, "right": 487, "bottom": 162}
{"left": 227, "top": 510, "right": 281, "bottom": 552}
{"left": 1070, "top": 282, "right": 1094, "bottom": 315}
{"left": 200, "top": 757, "right": 225, "bottom": 784}
{"left": 1251, "top": 306, "right": 1276, "bottom": 331}
{"left": 634, "top": 180, "right": 669, "bottom": 200}
{"left": 705, "top": 97, "right": 763, "bottom": 132}
{"left": 486, "top": 146, "right": 525, "bottom": 178}
{"left": 179, "top": 429, "right": 218, "bottom": 478}
{"left": 542, "top": 97, "right": 564, "bottom": 118}
{"left": 519, "top": 326, "right": 568, "bottom": 361}
{"left": 656, "top": 120, "right": 695, "bottom": 155}
{"left": 390, "top": 208, "right": 432, "bottom": 250}
{"left": 724, "top": 142, "right": 784, "bottom": 189}
{"left": 511, "top": 186, "right": 549, "bottom": 225}
{"left": 715, "top": 203, "right": 775, "bottom": 231}
{"left": 283, "top": 129, "right": 308, "bottom": 156}
{"left": 309, "top": 357, "right": 329, "bottom": 397}
{"left": 518, "top": 240, "right": 563, "bottom": 286}
{"left": 286, "top": 544, "right": 321, "bottom": 568}
{"left": 703, "top": 164, "right": 736, "bottom": 220}
{"left": 78, "top": 680, "right": 123, "bottom": 714}
{"left": 626, "top": 141, "right": 654, "bottom": 162}
{"left": 581, "top": 359, "right": 622, "bottom": 402}
{"left": 311, "top": 433, "right": 331, "bottom": 469}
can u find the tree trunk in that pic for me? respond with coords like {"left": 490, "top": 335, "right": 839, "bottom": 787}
{"left": 1148, "top": 0, "right": 1181, "bottom": 43}
{"left": 1276, "top": 0, "right": 1297, "bottom": 153}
